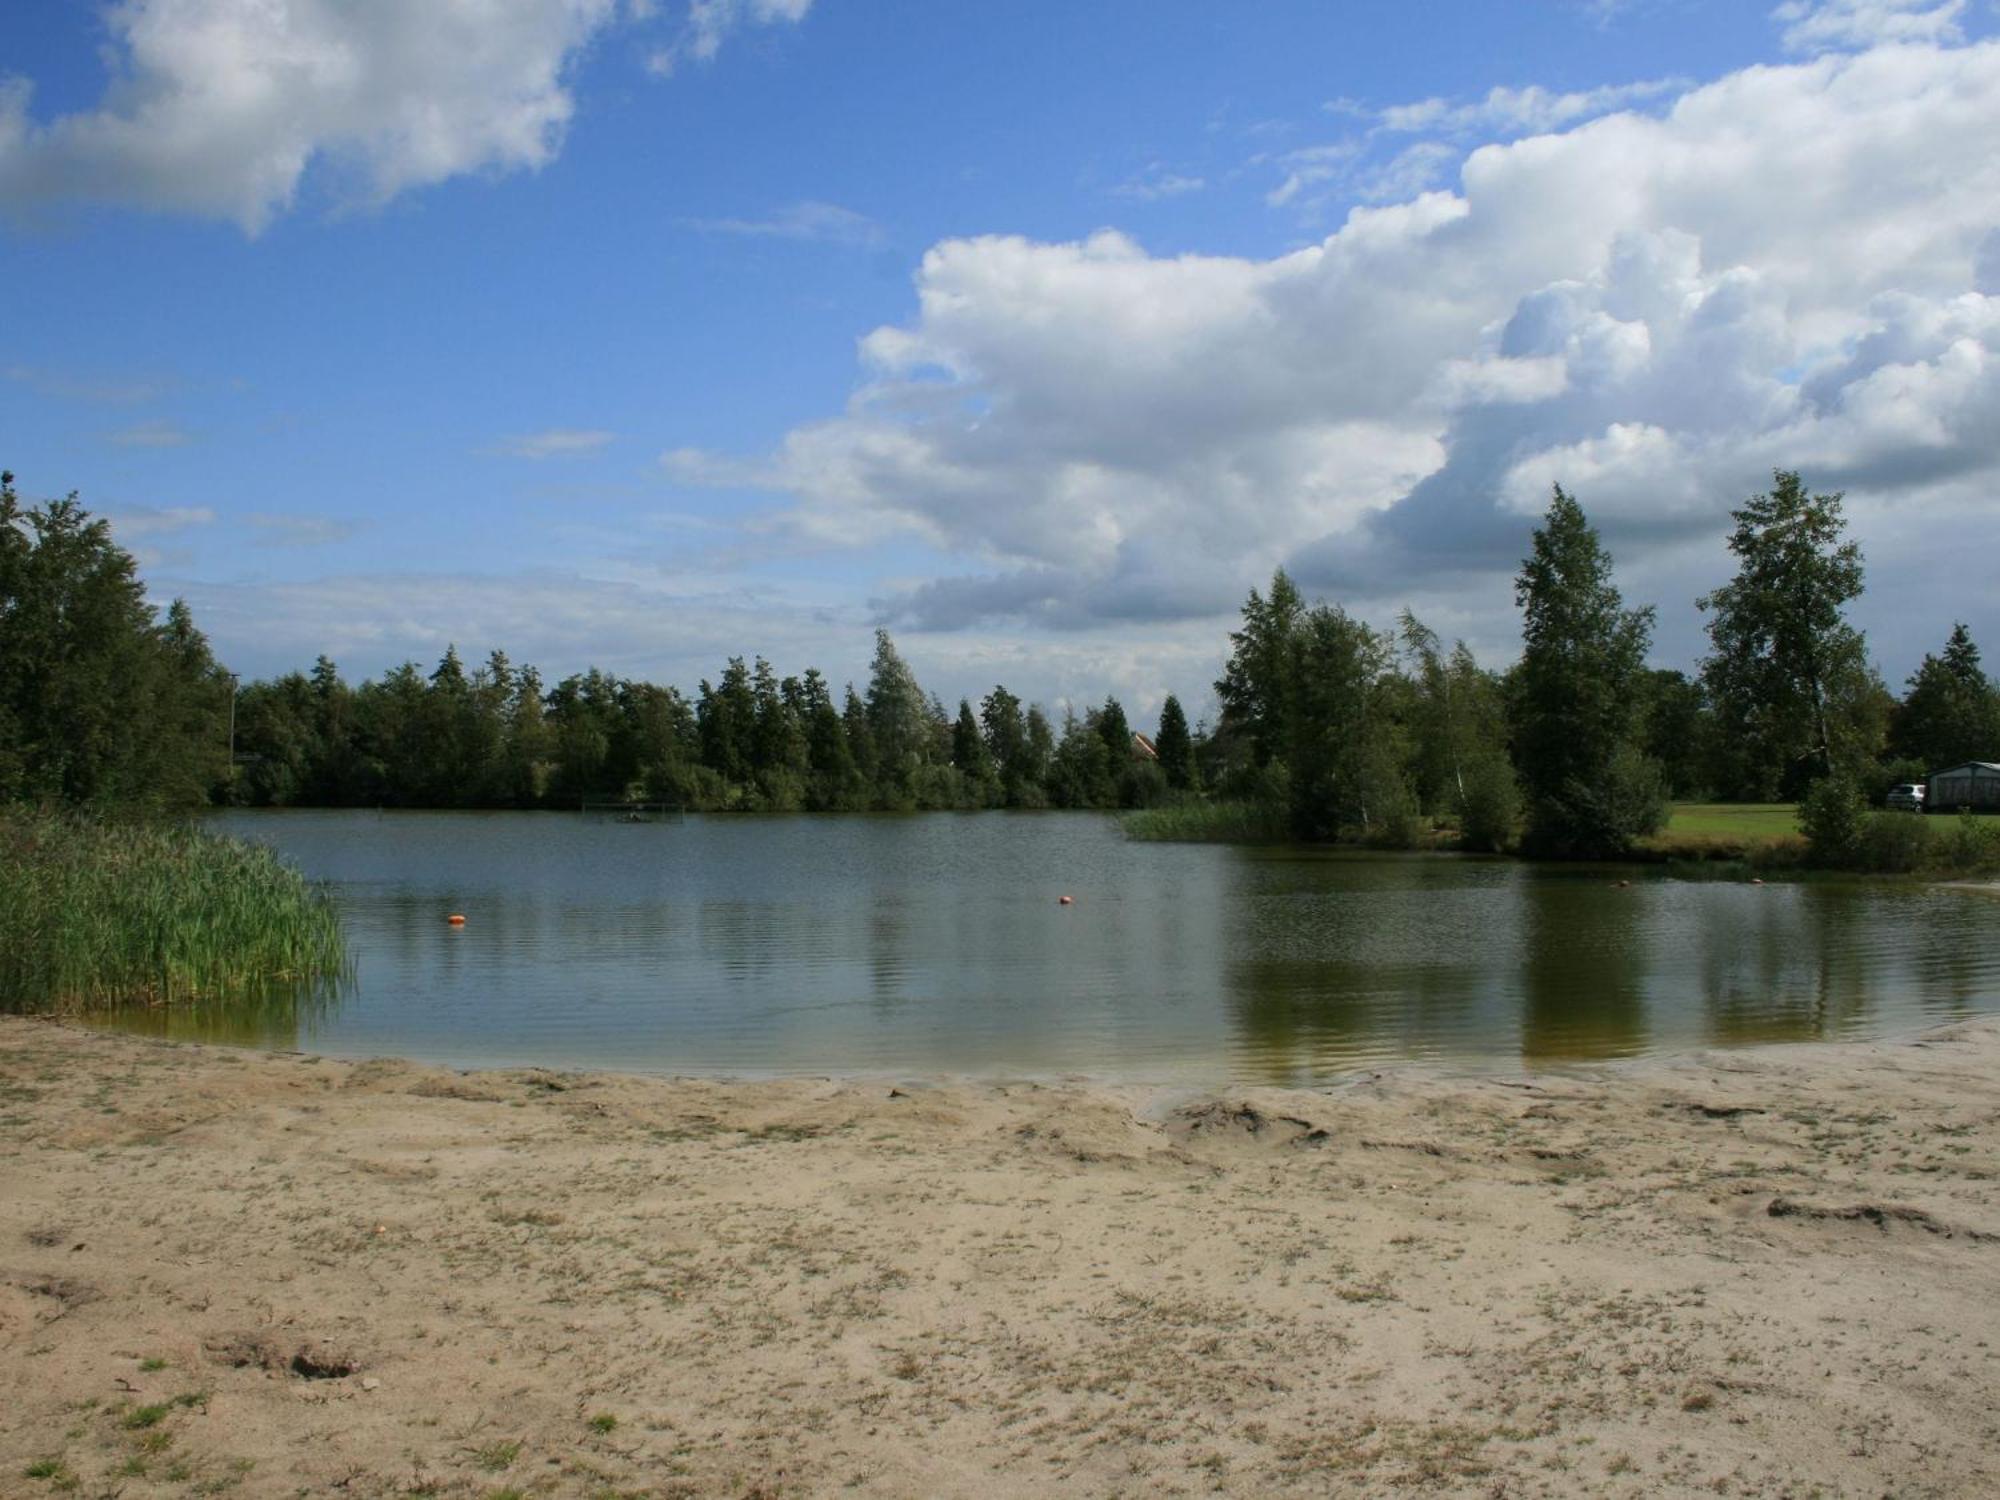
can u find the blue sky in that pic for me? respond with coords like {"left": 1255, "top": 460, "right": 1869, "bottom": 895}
{"left": 3, "top": 0, "right": 1998, "bottom": 722}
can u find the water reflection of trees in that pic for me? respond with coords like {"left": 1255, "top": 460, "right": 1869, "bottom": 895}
{"left": 1223, "top": 854, "right": 1500, "bottom": 1085}
{"left": 1697, "top": 884, "right": 1876, "bottom": 1045}
{"left": 1518, "top": 873, "right": 1650, "bottom": 1062}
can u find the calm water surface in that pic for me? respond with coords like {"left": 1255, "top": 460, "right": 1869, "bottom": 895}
{"left": 105, "top": 810, "right": 2000, "bottom": 1084}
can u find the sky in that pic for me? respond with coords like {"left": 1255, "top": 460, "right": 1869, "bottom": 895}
{"left": 2, "top": 0, "right": 1997, "bottom": 726}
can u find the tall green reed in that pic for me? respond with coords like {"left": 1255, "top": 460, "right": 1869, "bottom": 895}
{"left": 0, "top": 808, "right": 347, "bottom": 1015}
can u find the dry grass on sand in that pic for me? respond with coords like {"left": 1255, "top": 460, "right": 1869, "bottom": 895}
{"left": 3, "top": 1015, "right": 1999, "bottom": 1497}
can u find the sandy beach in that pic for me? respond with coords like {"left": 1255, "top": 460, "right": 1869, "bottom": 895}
{"left": 3, "top": 1016, "right": 1998, "bottom": 1498}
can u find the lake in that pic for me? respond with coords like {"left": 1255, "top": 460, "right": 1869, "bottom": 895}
{"left": 96, "top": 809, "right": 2000, "bottom": 1084}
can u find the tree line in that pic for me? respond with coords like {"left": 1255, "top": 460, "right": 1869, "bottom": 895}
{"left": 222, "top": 632, "right": 1187, "bottom": 814}
{"left": 5, "top": 466, "right": 1997, "bottom": 855}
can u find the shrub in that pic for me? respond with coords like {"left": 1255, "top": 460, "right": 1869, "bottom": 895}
{"left": 1855, "top": 809, "right": 1930, "bottom": 873}
{"left": 1936, "top": 813, "right": 2000, "bottom": 875}
{"left": 1800, "top": 773, "right": 1868, "bottom": 867}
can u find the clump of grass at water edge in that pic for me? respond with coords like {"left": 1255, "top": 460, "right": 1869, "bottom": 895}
{"left": 0, "top": 808, "right": 347, "bottom": 1015}
{"left": 1121, "top": 799, "right": 1295, "bottom": 844}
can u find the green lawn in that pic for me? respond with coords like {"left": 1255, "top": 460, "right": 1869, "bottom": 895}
{"left": 1636, "top": 802, "right": 1803, "bottom": 861}
{"left": 1660, "top": 803, "right": 1800, "bottom": 840}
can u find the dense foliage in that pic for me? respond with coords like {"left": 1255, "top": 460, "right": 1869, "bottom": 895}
{"left": 0, "top": 471, "right": 232, "bottom": 809}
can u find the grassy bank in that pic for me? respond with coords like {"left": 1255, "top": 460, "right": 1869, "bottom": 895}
{"left": 0, "top": 808, "right": 346, "bottom": 1014}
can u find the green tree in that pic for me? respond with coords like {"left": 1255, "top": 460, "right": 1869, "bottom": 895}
{"left": 1214, "top": 569, "right": 1306, "bottom": 772}
{"left": 1513, "top": 486, "right": 1665, "bottom": 858}
{"left": 1399, "top": 611, "right": 1511, "bottom": 828}
{"left": 1047, "top": 708, "right": 1111, "bottom": 808}
{"left": 1286, "top": 605, "right": 1402, "bottom": 840}
{"left": 1891, "top": 623, "right": 2000, "bottom": 772}
{"left": 697, "top": 658, "right": 756, "bottom": 789}
{"left": 1699, "top": 471, "right": 1874, "bottom": 797}
{"left": 951, "top": 698, "right": 995, "bottom": 802}
{"left": 504, "top": 664, "right": 553, "bottom": 805}
{"left": 0, "top": 473, "right": 228, "bottom": 808}
{"left": 864, "top": 630, "right": 932, "bottom": 803}
{"left": 1154, "top": 694, "right": 1197, "bottom": 791}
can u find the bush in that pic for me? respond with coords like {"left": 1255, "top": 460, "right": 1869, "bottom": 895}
{"left": 1855, "top": 809, "right": 1930, "bottom": 873}
{"left": 1522, "top": 747, "right": 1666, "bottom": 859}
{"left": 1800, "top": 773, "right": 1868, "bottom": 867}
{"left": 1936, "top": 813, "right": 2000, "bottom": 875}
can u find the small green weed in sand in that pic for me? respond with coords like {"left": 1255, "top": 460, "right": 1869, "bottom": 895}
{"left": 473, "top": 1440, "right": 522, "bottom": 1473}
{"left": 588, "top": 1413, "right": 619, "bottom": 1434}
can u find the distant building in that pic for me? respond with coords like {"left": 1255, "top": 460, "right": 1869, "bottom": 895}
{"left": 1131, "top": 732, "right": 1158, "bottom": 762}
{"left": 1927, "top": 762, "right": 2000, "bottom": 812}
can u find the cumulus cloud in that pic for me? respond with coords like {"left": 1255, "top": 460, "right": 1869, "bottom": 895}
{"left": 495, "top": 428, "right": 617, "bottom": 459}
{"left": 0, "top": 0, "right": 813, "bottom": 231}
{"left": 1272, "top": 75, "right": 1680, "bottom": 218}
{"left": 669, "top": 39, "right": 2000, "bottom": 672}
{"left": 1773, "top": 0, "right": 1966, "bottom": 54}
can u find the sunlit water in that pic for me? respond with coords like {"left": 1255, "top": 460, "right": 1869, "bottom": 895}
{"left": 91, "top": 809, "right": 2000, "bottom": 1084}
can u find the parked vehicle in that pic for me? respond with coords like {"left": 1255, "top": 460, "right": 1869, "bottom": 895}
{"left": 1886, "top": 783, "right": 1926, "bottom": 812}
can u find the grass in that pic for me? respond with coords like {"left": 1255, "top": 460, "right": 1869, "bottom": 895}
{"left": 1121, "top": 799, "right": 1294, "bottom": 844}
{"left": 1637, "top": 803, "right": 1806, "bottom": 863}
{"left": 0, "top": 807, "right": 347, "bottom": 1015}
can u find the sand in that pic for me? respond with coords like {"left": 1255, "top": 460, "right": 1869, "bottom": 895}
{"left": 3, "top": 1015, "right": 1998, "bottom": 1499}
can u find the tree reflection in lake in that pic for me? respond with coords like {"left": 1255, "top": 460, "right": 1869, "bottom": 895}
{"left": 73, "top": 811, "right": 2000, "bottom": 1083}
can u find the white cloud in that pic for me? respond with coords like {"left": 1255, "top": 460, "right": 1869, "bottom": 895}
{"left": 1773, "top": 0, "right": 1966, "bottom": 53}
{"left": 496, "top": 428, "right": 617, "bottom": 459}
{"left": 6, "top": 363, "right": 170, "bottom": 404}
{"left": 102, "top": 504, "right": 217, "bottom": 539}
{"left": 0, "top": 0, "right": 804, "bottom": 231}
{"left": 686, "top": 199, "right": 883, "bottom": 246}
{"left": 1110, "top": 164, "right": 1206, "bottom": 202}
{"left": 666, "top": 39, "right": 2000, "bottom": 675}
{"left": 647, "top": 0, "right": 812, "bottom": 74}
{"left": 247, "top": 513, "right": 359, "bottom": 547}
{"left": 1379, "top": 79, "right": 1684, "bottom": 137}
{"left": 107, "top": 419, "right": 191, "bottom": 448}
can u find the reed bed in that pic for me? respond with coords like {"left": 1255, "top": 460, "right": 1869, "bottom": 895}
{"left": 1121, "top": 799, "right": 1295, "bottom": 844}
{"left": 0, "top": 808, "right": 347, "bottom": 1015}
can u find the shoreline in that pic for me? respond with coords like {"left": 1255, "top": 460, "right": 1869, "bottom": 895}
{"left": 4, "top": 1015, "right": 1999, "bottom": 1497}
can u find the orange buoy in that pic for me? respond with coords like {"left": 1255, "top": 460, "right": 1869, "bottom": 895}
{"left": 1058, "top": 895, "right": 1074, "bottom": 906}
{"left": 446, "top": 913, "right": 466, "bottom": 926}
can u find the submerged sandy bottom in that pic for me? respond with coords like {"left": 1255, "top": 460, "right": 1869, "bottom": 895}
{"left": 2, "top": 1015, "right": 1998, "bottom": 1498}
